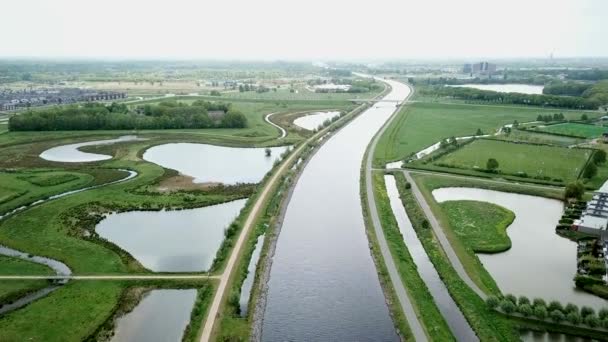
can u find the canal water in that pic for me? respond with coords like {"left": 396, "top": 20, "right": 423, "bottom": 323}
{"left": 39, "top": 135, "right": 142, "bottom": 162}
{"left": 384, "top": 175, "right": 477, "bottom": 341}
{"left": 447, "top": 84, "right": 544, "bottom": 94}
{"left": 433, "top": 187, "right": 608, "bottom": 310}
{"left": 110, "top": 289, "right": 196, "bottom": 342}
{"left": 96, "top": 199, "right": 246, "bottom": 272}
{"left": 239, "top": 234, "right": 265, "bottom": 317}
{"left": 293, "top": 111, "right": 341, "bottom": 131}
{"left": 143, "top": 143, "right": 289, "bottom": 185}
{"left": 261, "top": 79, "right": 410, "bottom": 341}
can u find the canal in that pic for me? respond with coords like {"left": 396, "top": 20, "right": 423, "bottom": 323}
{"left": 260, "top": 79, "right": 411, "bottom": 341}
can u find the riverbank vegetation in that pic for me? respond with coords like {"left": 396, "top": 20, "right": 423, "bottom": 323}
{"left": 370, "top": 172, "right": 455, "bottom": 341}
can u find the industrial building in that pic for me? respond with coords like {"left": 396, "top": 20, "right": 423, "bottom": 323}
{"left": 572, "top": 192, "right": 608, "bottom": 241}
{"left": 462, "top": 62, "right": 497, "bottom": 76}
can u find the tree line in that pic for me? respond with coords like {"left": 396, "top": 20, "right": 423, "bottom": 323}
{"left": 424, "top": 85, "right": 600, "bottom": 109}
{"left": 9, "top": 100, "right": 247, "bottom": 131}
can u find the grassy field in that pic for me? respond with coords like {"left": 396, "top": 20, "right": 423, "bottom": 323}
{"left": 536, "top": 122, "right": 608, "bottom": 138}
{"left": 374, "top": 100, "right": 601, "bottom": 166}
{"left": 434, "top": 139, "right": 592, "bottom": 182}
{"left": 440, "top": 200, "right": 515, "bottom": 253}
{"left": 0, "top": 256, "right": 54, "bottom": 305}
{"left": 497, "top": 129, "right": 584, "bottom": 147}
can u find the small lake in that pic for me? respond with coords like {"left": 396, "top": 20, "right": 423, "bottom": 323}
{"left": 143, "top": 143, "right": 289, "bottom": 185}
{"left": 239, "top": 234, "right": 265, "bottom": 317}
{"left": 433, "top": 187, "right": 608, "bottom": 310}
{"left": 385, "top": 176, "right": 477, "bottom": 341}
{"left": 448, "top": 84, "right": 544, "bottom": 95}
{"left": 293, "top": 111, "right": 341, "bottom": 131}
{"left": 96, "top": 199, "right": 247, "bottom": 272}
{"left": 40, "top": 135, "right": 141, "bottom": 162}
{"left": 111, "top": 289, "right": 196, "bottom": 342}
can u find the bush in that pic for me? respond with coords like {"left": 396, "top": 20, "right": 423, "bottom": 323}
{"left": 581, "top": 306, "right": 595, "bottom": 318}
{"left": 593, "top": 149, "right": 607, "bottom": 164}
{"left": 564, "top": 182, "right": 585, "bottom": 200}
{"left": 599, "top": 308, "right": 608, "bottom": 320}
{"left": 500, "top": 299, "right": 516, "bottom": 314}
{"left": 564, "top": 303, "right": 579, "bottom": 314}
{"left": 534, "top": 306, "right": 548, "bottom": 319}
{"left": 518, "top": 296, "right": 530, "bottom": 306}
{"left": 566, "top": 311, "right": 581, "bottom": 325}
{"left": 550, "top": 309, "right": 565, "bottom": 322}
{"left": 518, "top": 304, "right": 533, "bottom": 317}
{"left": 548, "top": 300, "right": 563, "bottom": 312}
{"left": 486, "top": 295, "right": 500, "bottom": 309}
{"left": 583, "top": 162, "right": 598, "bottom": 179}
{"left": 504, "top": 294, "right": 517, "bottom": 304}
{"left": 584, "top": 314, "right": 599, "bottom": 328}
{"left": 533, "top": 298, "right": 547, "bottom": 308}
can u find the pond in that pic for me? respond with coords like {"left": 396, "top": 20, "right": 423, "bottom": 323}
{"left": 261, "top": 79, "right": 410, "bottom": 341}
{"left": 385, "top": 176, "right": 477, "bottom": 341}
{"left": 432, "top": 187, "right": 608, "bottom": 310}
{"left": 110, "top": 289, "right": 196, "bottom": 342}
{"left": 143, "top": 143, "right": 289, "bottom": 185}
{"left": 39, "top": 135, "right": 142, "bottom": 162}
{"left": 293, "top": 111, "right": 341, "bottom": 131}
{"left": 239, "top": 234, "right": 265, "bottom": 317}
{"left": 96, "top": 199, "right": 247, "bottom": 272}
{"left": 448, "top": 84, "right": 544, "bottom": 95}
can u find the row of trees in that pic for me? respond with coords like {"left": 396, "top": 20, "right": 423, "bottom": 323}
{"left": 536, "top": 113, "right": 566, "bottom": 122}
{"left": 487, "top": 294, "right": 608, "bottom": 329}
{"left": 426, "top": 86, "right": 600, "bottom": 109}
{"left": 543, "top": 81, "right": 593, "bottom": 97}
{"left": 9, "top": 100, "right": 247, "bottom": 131}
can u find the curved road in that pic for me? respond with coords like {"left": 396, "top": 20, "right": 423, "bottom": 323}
{"left": 264, "top": 113, "right": 286, "bottom": 139}
{"left": 363, "top": 80, "right": 429, "bottom": 341}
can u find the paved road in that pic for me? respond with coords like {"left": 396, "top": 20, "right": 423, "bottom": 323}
{"left": 264, "top": 112, "right": 286, "bottom": 139}
{"left": 364, "top": 81, "right": 429, "bottom": 341}
{"left": 402, "top": 170, "right": 487, "bottom": 299}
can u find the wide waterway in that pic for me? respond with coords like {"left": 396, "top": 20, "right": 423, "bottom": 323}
{"left": 261, "top": 79, "right": 410, "bottom": 341}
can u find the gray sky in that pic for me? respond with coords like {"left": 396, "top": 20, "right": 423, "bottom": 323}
{"left": 1, "top": 0, "right": 606, "bottom": 60}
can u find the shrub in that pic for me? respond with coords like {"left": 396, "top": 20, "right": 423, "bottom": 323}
{"left": 564, "top": 303, "right": 579, "bottom": 314}
{"left": 584, "top": 314, "right": 599, "bottom": 328}
{"left": 566, "top": 311, "right": 581, "bottom": 325}
{"left": 533, "top": 298, "right": 547, "bottom": 308}
{"left": 504, "top": 294, "right": 517, "bottom": 304}
{"left": 518, "top": 296, "right": 530, "bottom": 306}
{"left": 500, "top": 299, "right": 516, "bottom": 314}
{"left": 548, "top": 300, "right": 563, "bottom": 312}
{"left": 599, "top": 308, "right": 608, "bottom": 320}
{"left": 581, "top": 306, "right": 595, "bottom": 318}
{"left": 534, "top": 305, "right": 548, "bottom": 319}
{"left": 518, "top": 304, "right": 533, "bottom": 317}
{"left": 486, "top": 295, "right": 500, "bottom": 309}
{"left": 404, "top": 182, "right": 411, "bottom": 189}
{"left": 550, "top": 309, "right": 565, "bottom": 322}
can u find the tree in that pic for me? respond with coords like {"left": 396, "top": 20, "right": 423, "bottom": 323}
{"left": 534, "top": 306, "right": 548, "bottom": 319}
{"left": 566, "top": 311, "right": 581, "bottom": 325}
{"left": 583, "top": 162, "right": 598, "bottom": 179}
{"left": 593, "top": 150, "right": 607, "bottom": 164}
{"left": 265, "top": 148, "right": 272, "bottom": 157}
{"left": 599, "top": 308, "right": 608, "bottom": 320}
{"left": 476, "top": 128, "right": 483, "bottom": 136}
{"left": 533, "top": 298, "right": 546, "bottom": 308}
{"left": 518, "top": 296, "right": 530, "bottom": 306}
{"left": 486, "top": 158, "right": 499, "bottom": 171}
{"left": 499, "top": 299, "right": 516, "bottom": 314}
{"left": 210, "top": 90, "right": 221, "bottom": 96}
{"left": 550, "top": 309, "right": 565, "bottom": 322}
{"left": 518, "top": 304, "right": 533, "bottom": 317}
{"left": 548, "top": 301, "right": 563, "bottom": 312}
{"left": 581, "top": 306, "right": 595, "bottom": 318}
{"left": 581, "top": 113, "right": 589, "bottom": 121}
{"left": 504, "top": 294, "right": 517, "bottom": 304}
{"left": 584, "top": 314, "right": 599, "bottom": 328}
{"left": 564, "top": 303, "right": 579, "bottom": 314}
{"left": 565, "top": 181, "right": 585, "bottom": 200}
{"left": 486, "top": 296, "right": 500, "bottom": 309}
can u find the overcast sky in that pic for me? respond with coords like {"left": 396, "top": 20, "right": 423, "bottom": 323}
{"left": 1, "top": 0, "right": 606, "bottom": 60}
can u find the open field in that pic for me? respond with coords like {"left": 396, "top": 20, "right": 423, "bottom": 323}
{"left": 497, "top": 129, "right": 585, "bottom": 146}
{"left": 440, "top": 200, "right": 514, "bottom": 253}
{"left": 434, "top": 139, "right": 592, "bottom": 182}
{"left": 0, "top": 256, "right": 53, "bottom": 305}
{"left": 374, "top": 100, "right": 602, "bottom": 166}
{"left": 535, "top": 122, "right": 608, "bottom": 138}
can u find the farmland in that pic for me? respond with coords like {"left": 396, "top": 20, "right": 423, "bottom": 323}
{"left": 434, "top": 139, "right": 592, "bottom": 182}
{"left": 535, "top": 122, "right": 608, "bottom": 138}
{"left": 374, "top": 100, "right": 601, "bottom": 166}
